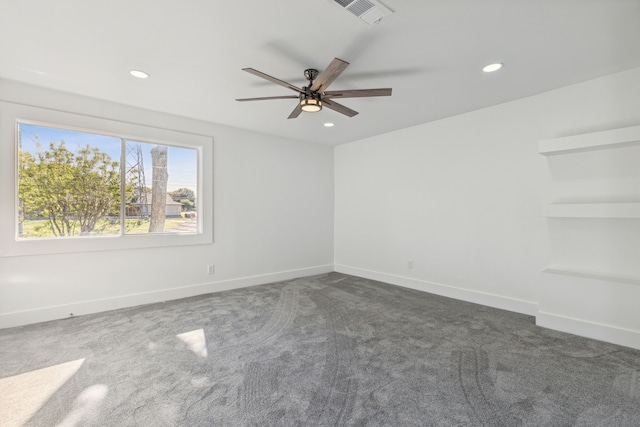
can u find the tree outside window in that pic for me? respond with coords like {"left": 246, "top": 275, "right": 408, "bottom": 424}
{"left": 17, "top": 123, "right": 199, "bottom": 239}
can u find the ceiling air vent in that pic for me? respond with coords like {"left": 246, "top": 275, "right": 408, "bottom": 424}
{"left": 330, "top": 0, "right": 394, "bottom": 25}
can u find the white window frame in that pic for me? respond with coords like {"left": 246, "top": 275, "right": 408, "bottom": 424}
{"left": 0, "top": 102, "right": 213, "bottom": 257}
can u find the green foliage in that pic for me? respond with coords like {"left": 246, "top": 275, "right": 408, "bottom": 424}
{"left": 179, "top": 199, "right": 195, "bottom": 211}
{"left": 19, "top": 141, "right": 122, "bottom": 236}
{"left": 169, "top": 187, "right": 195, "bottom": 201}
{"left": 169, "top": 187, "right": 196, "bottom": 211}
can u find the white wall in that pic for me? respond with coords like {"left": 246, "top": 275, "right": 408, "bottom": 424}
{"left": 0, "top": 79, "right": 334, "bottom": 327}
{"left": 335, "top": 66, "right": 640, "bottom": 349}
{"left": 3, "top": 67, "right": 640, "bottom": 350}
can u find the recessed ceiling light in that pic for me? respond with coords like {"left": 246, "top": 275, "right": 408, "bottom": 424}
{"left": 323, "top": 122, "right": 335, "bottom": 127}
{"left": 129, "top": 69, "right": 150, "bottom": 79}
{"left": 482, "top": 63, "right": 503, "bottom": 73}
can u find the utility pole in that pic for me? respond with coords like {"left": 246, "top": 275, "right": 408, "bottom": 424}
{"left": 125, "top": 143, "right": 147, "bottom": 218}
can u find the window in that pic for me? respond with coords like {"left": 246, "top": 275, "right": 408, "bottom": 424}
{"left": 17, "top": 122, "right": 199, "bottom": 239}
{"left": 0, "top": 101, "right": 212, "bottom": 258}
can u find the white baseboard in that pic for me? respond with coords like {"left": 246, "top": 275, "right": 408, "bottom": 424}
{"left": 538, "top": 269, "right": 640, "bottom": 350}
{"left": 334, "top": 264, "right": 538, "bottom": 316}
{"left": 0, "top": 264, "right": 334, "bottom": 329}
{"left": 536, "top": 311, "right": 640, "bottom": 351}
{"left": 7, "top": 263, "right": 638, "bottom": 351}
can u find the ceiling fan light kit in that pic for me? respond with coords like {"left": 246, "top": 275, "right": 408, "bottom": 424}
{"left": 236, "top": 58, "right": 392, "bottom": 119}
{"left": 300, "top": 97, "right": 322, "bottom": 113}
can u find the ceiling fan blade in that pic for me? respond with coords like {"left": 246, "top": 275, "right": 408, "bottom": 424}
{"left": 309, "top": 58, "right": 349, "bottom": 93}
{"left": 242, "top": 68, "right": 304, "bottom": 93}
{"left": 322, "top": 99, "right": 358, "bottom": 118}
{"left": 236, "top": 95, "right": 299, "bottom": 102}
{"left": 287, "top": 103, "right": 303, "bottom": 119}
{"left": 324, "top": 88, "right": 392, "bottom": 99}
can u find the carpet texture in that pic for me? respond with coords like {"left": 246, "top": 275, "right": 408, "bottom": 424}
{"left": 1, "top": 272, "right": 639, "bottom": 426}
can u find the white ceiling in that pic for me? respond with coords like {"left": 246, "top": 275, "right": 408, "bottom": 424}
{"left": 1, "top": 0, "right": 639, "bottom": 145}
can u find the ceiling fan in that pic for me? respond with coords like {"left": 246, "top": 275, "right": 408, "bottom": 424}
{"left": 236, "top": 58, "right": 392, "bottom": 119}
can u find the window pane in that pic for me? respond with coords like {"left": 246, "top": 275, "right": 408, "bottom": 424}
{"left": 124, "top": 141, "right": 198, "bottom": 234}
{"left": 17, "top": 124, "right": 122, "bottom": 239}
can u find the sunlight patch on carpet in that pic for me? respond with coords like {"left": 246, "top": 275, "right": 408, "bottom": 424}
{"left": 177, "top": 329, "right": 208, "bottom": 358}
{"left": 56, "top": 384, "right": 108, "bottom": 427}
{"left": 0, "top": 358, "right": 85, "bottom": 427}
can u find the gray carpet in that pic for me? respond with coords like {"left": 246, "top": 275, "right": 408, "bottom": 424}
{"left": 1, "top": 272, "right": 639, "bottom": 426}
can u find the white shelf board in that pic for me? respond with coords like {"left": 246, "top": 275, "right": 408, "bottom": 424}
{"left": 539, "top": 125, "right": 640, "bottom": 155}
{"left": 543, "top": 203, "right": 640, "bottom": 218}
{"left": 542, "top": 268, "right": 640, "bottom": 286}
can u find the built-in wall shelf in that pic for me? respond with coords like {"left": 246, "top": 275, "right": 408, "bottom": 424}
{"left": 543, "top": 202, "right": 640, "bottom": 218}
{"left": 538, "top": 125, "right": 640, "bottom": 156}
{"left": 538, "top": 125, "right": 640, "bottom": 350}
{"left": 542, "top": 268, "right": 640, "bottom": 287}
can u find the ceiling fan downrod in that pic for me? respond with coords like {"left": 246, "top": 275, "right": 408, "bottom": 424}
{"left": 304, "top": 68, "right": 319, "bottom": 86}
{"left": 300, "top": 68, "right": 322, "bottom": 112}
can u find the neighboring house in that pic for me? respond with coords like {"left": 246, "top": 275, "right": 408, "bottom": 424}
{"left": 127, "top": 192, "right": 182, "bottom": 218}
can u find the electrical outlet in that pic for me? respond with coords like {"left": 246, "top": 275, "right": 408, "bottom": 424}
{"left": 407, "top": 260, "right": 413, "bottom": 269}
{"left": 207, "top": 264, "right": 215, "bottom": 275}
